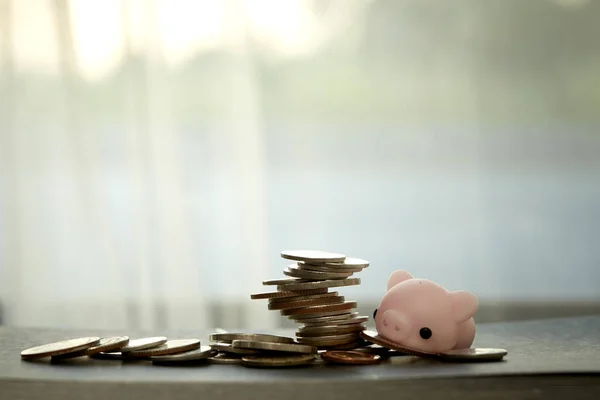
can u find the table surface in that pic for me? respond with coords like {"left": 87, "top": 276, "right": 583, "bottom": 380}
{"left": 1, "top": 316, "right": 600, "bottom": 400}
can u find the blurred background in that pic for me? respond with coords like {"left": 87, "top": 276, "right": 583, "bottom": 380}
{"left": 0, "top": 0, "right": 599, "bottom": 332}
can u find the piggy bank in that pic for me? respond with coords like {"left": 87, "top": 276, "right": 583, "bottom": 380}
{"left": 373, "top": 270, "right": 478, "bottom": 354}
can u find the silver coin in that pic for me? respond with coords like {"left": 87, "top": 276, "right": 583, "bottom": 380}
{"left": 298, "top": 262, "right": 364, "bottom": 273}
{"left": 21, "top": 337, "right": 101, "bottom": 360}
{"left": 126, "top": 339, "right": 201, "bottom": 358}
{"left": 305, "top": 257, "right": 370, "bottom": 269}
{"left": 292, "top": 310, "right": 353, "bottom": 321}
{"left": 89, "top": 351, "right": 130, "bottom": 360}
{"left": 282, "top": 301, "right": 357, "bottom": 316}
{"left": 207, "top": 353, "right": 243, "bottom": 364}
{"left": 210, "top": 342, "right": 260, "bottom": 355}
{"left": 120, "top": 336, "right": 168, "bottom": 352}
{"left": 438, "top": 348, "right": 508, "bottom": 362}
{"left": 268, "top": 295, "right": 345, "bottom": 310}
{"left": 262, "top": 278, "right": 307, "bottom": 286}
{"left": 297, "top": 324, "right": 366, "bottom": 337}
{"left": 268, "top": 292, "right": 339, "bottom": 304}
{"left": 250, "top": 287, "right": 328, "bottom": 300}
{"left": 241, "top": 354, "right": 316, "bottom": 368}
{"left": 284, "top": 266, "right": 353, "bottom": 280}
{"left": 86, "top": 336, "right": 130, "bottom": 356}
{"left": 281, "top": 250, "right": 346, "bottom": 263}
{"left": 277, "top": 278, "right": 360, "bottom": 292}
{"left": 300, "top": 313, "right": 364, "bottom": 326}
{"left": 232, "top": 340, "right": 315, "bottom": 355}
{"left": 209, "top": 333, "right": 295, "bottom": 344}
{"left": 150, "top": 346, "right": 215, "bottom": 363}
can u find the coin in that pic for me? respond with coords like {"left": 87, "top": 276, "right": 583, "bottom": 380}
{"left": 360, "top": 330, "right": 437, "bottom": 358}
{"left": 284, "top": 266, "right": 353, "bottom": 280}
{"left": 241, "top": 354, "right": 316, "bottom": 368}
{"left": 297, "top": 333, "right": 360, "bottom": 347}
{"left": 232, "top": 340, "right": 315, "bottom": 355}
{"left": 21, "top": 337, "right": 101, "bottom": 360}
{"left": 86, "top": 336, "right": 130, "bottom": 356}
{"left": 210, "top": 342, "right": 260, "bottom": 355}
{"left": 209, "top": 333, "right": 295, "bottom": 344}
{"left": 207, "top": 353, "right": 243, "bottom": 364}
{"left": 89, "top": 351, "right": 130, "bottom": 360}
{"left": 120, "top": 336, "right": 168, "bottom": 352}
{"left": 282, "top": 301, "right": 357, "bottom": 316}
{"left": 125, "top": 339, "right": 201, "bottom": 358}
{"left": 324, "top": 341, "right": 363, "bottom": 350}
{"left": 297, "top": 324, "right": 366, "bottom": 337}
{"left": 262, "top": 278, "right": 307, "bottom": 286}
{"left": 268, "top": 292, "right": 339, "bottom": 304}
{"left": 298, "top": 263, "right": 363, "bottom": 273}
{"left": 268, "top": 295, "right": 345, "bottom": 310}
{"left": 250, "top": 288, "right": 328, "bottom": 300}
{"left": 281, "top": 250, "right": 346, "bottom": 263}
{"left": 150, "top": 346, "right": 215, "bottom": 363}
{"left": 354, "top": 344, "right": 396, "bottom": 357}
{"left": 438, "top": 348, "right": 508, "bottom": 362}
{"left": 291, "top": 310, "right": 352, "bottom": 321}
{"left": 300, "top": 313, "right": 365, "bottom": 326}
{"left": 277, "top": 278, "right": 360, "bottom": 292}
{"left": 320, "top": 350, "right": 381, "bottom": 365}
{"left": 306, "top": 257, "right": 370, "bottom": 269}
{"left": 51, "top": 349, "right": 89, "bottom": 361}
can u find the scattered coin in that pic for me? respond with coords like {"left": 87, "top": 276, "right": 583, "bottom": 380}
{"left": 438, "top": 348, "right": 508, "bottom": 362}
{"left": 282, "top": 301, "right": 357, "bottom": 316}
{"left": 297, "top": 324, "right": 366, "bottom": 337}
{"left": 284, "top": 266, "right": 353, "bottom": 280}
{"left": 207, "top": 353, "right": 243, "bottom": 364}
{"left": 354, "top": 344, "right": 396, "bottom": 357}
{"left": 232, "top": 340, "right": 315, "bottom": 355}
{"left": 210, "top": 342, "right": 260, "bottom": 355}
{"left": 125, "top": 339, "right": 201, "bottom": 358}
{"left": 241, "top": 354, "right": 316, "bottom": 368}
{"left": 120, "top": 336, "right": 168, "bottom": 353}
{"left": 281, "top": 250, "right": 346, "bottom": 263}
{"left": 360, "top": 330, "right": 437, "bottom": 358}
{"left": 250, "top": 288, "right": 328, "bottom": 300}
{"left": 151, "top": 346, "right": 215, "bottom": 364}
{"left": 268, "top": 295, "right": 345, "bottom": 310}
{"left": 86, "top": 336, "right": 130, "bottom": 356}
{"left": 277, "top": 278, "right": 360, "bottom": 292}
{"left": 21, "top": 337, "right": 101, "bottom": 361}
{"left": 268, "top": 292, "right": 339, "bottom": 304}
{"left": 320, "top": 350, "right": 381, "bottom": 365}
{"left": 209, "top": 333, "right": 295, "bottom": 344}
{"left": 51, "top": 348, "right": 89, "bottom": 361}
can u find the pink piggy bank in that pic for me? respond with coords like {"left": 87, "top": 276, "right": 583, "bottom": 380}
{"left": 373, "top": 270, "right": 478, "bottom": 354}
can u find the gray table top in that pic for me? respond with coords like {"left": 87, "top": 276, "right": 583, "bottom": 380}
{"left": 1, "top": 316, "right": 600, "bottom": 400}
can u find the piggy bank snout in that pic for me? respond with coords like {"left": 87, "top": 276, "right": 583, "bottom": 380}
{"left": 379, "top": 309, "right": 411, "bottom": 339}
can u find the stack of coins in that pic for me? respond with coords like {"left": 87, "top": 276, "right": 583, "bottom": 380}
{"left": 251, "top": 250, "right": 370, "bottom": 350}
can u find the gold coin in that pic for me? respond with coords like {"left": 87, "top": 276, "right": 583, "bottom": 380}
{"left": 21, "top": 337, "right": 101, "bottom": 361}
{"left": 232, "top": 340, "right": 315, "bottom": 355}
{"left": 290, "top": 310, "right": 352, "bottom": 321}
{"left": 262, "top": 278, "right": 307, "bottom": 286}
{"left": 151, "top": 346, "right": 215, "bottom": 363}
{"left": 281, "top": 250, "right": 346, "bottom": 263}
{"left": 283, "top": 266, "right": 353, "bottom": 281}
{"left": 209, "top": 333, "right": 295, "bottom": 344}
{"left": 126, "top": 339, "right": 200, "bottom": 358}
{"left": 268, "top": 292, "right": 339, "bottom": 304}
{"left": 320, "top": 350, "right": 381, "bottom": 365}
{"left": 298, "top": 262, "right": 363, "bottom": 273}
{"left": 268, "top": 295, "right": 345, "bottom": 310}
{"left": 301, "top": 314, "right": 367, "bottom": 326}
{"left": 296, "top": 324, "right": 366, "bottom": 337}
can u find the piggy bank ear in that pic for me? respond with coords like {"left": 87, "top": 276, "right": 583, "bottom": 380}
{"left": 387, "top": 270, "right": 414, "bottom": 291}
{"left": 449, "top": 291, "right": 479, "bottom": 322}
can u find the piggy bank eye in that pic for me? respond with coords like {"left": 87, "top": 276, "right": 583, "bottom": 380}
{"left": 419, "top": 327, "right": 432, "bottom": 340}
{"left": 372, "top": 308, "right": 378, "bottom": 319}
